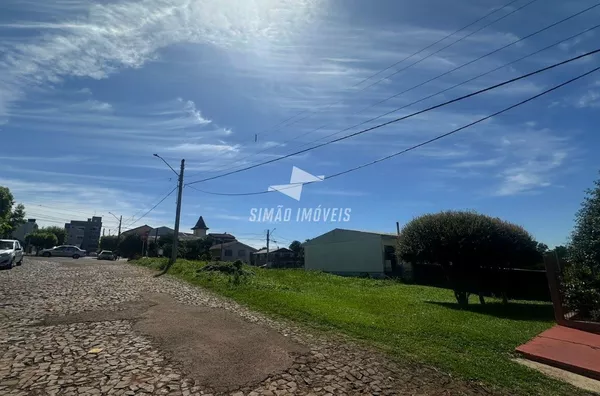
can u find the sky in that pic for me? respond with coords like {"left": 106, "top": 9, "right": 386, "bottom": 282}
{"left": 1, "top": 0, "right": 600, "bottom": 248}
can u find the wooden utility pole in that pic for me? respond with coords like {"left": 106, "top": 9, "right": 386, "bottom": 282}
{"left": 117, "top": 215, "right": 122, "bottom": 241}
{"left": 266, "top": 230, "right": 270, "bottom": 266}
{"left": 170, "top": 159, "right": 185, "bottom": 266}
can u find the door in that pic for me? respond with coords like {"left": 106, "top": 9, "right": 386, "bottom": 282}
{"left": 55, "top": 246, "right": 68, "bottom": 257}
{"left": 14, "top": 241, "right": 23, "bottom": 262}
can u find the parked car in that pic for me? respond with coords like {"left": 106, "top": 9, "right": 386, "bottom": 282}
{"left": 97, "top": 250, "right": 116, "bottom": 260}
{"left": 0, "top": 239, "right": 24, "bottom": 269}
{"left": 40, "top": 245, "right": 86, "bottom": 259}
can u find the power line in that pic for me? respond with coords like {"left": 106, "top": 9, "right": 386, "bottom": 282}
{"left": 126, "top": 186, "right": 178, "bottom": 229}
{"left": 186, "top": 63, "right": 600, "bottom": 196}
{"left": 186, "top": 48, "right": 600, "bottom": 186}
{"left": 257, "top": 0, "right": 532, "bottom": 140}
{"left": 121, "top": 185, "right": 178, "bottom": 228}
{"left": 208, "top": 3, "right": 600, "bottom": 176}
{"left": 188, "top": 0, "right": 532, "bottom": 179}
{"left": 25, "top": 204, "right": 106, "bottom": 217}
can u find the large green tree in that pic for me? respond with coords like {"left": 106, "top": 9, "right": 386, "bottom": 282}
{"left": 397, "top": 210, "right": 542, "bottom": 305}
{"left": 118, "top": 234, "right": 143, "bottom": 259}
{"left": 99, "top": 235, "right": 119, "bottom": 251}
{"left": 564, "top": 174, "right": 600, "bottom": 320}
{"left": 40, "top": 226, "right": 66, "bottom": 245}
{"left": 26, "top": 232, "right": 58, "bottom": 253}
{"left": 0, "top": 187, "right": 26, "bottom": 237}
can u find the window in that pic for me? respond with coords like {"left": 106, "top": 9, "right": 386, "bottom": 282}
{"left": 238, "top": 250, "right": 246, "bottom": 257}
{"left": 224, "top": 249, "right": 232, "bottom": 257}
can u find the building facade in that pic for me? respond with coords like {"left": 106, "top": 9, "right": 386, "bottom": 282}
{"left": 12, "top": 218, "right": 38, "bottom": 243}
{"left": 304, "top": 229, "right": 398, "bottom": 277}
{"left": 251, "top": 247, "right": 299, "bottom": 268}
{"left": 65, "top": 216, "right": 102, "bottom": 252}
{"left": 209, "top": 241, "right": 257, "bottom": 263}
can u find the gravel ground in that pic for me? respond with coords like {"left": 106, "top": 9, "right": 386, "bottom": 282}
{"left": 0, "top": 258, "right": 500, "bottom": 396}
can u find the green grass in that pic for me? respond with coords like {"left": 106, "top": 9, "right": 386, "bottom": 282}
{"left": 134, "top": 258, "right": 584, "bottom": 395}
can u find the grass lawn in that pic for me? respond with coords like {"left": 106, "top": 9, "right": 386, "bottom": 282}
{"left": 134, "top": 258, "right": 582, "bottom": 396}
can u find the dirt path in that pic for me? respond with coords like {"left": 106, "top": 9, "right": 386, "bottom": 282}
{"left": 0, "top": 258, "right": 501, "bottom": 395}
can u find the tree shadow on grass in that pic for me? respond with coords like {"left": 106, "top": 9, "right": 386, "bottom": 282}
{"left": 425, "top": 301, "right": 555, "bottom": 321}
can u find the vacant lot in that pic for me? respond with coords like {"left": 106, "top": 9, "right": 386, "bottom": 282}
{"left": 135, "top": 258, "right": 581, "bottom": 396}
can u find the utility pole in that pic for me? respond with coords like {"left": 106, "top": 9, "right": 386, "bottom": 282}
{"left": 266, "top": 228, "right": 275, "bottom": 267}
{"left": 170, "top": 159, "right": 185, "bottom": 265}
{"left": 117, "top": 215, "right": 122, "bottom": 241}
{"left": 152, "top": 154, "right": 184, "bottom": 275}
{"left": 266, "top": 230, "right": 270, "bottom": 267}
{"left": 108, "top": 212, "right": 123, "bottom": 241}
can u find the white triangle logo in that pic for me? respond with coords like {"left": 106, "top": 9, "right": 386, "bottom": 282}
{"left": 268, "top": 166, "right": 325, "bottom": 201}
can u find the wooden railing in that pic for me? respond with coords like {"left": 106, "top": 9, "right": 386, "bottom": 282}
{"left": 544, "top": 254, "right": 600, "bottom": 334}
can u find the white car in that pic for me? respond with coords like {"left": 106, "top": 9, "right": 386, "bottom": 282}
{"left": 40, "top": 245, "right": 86, "bottom": 259}
{"left": 0, "top": 239, "right": 24, "bottom": 269}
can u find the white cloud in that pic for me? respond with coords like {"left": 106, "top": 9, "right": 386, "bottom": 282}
{"left": 576, "top": 90, "right": 600, "bottom": 108}
{"left": 177, "top": 98, "right": 211, "bottom": 125}
{"left": 452, "top": 158, "right": 503, "bottom": 168}
{"left": 0, "top": 177, "right": 175, "bottom": 232}
{"left": 167, "top": 143, "right": 240, "bottom": 155}
{"left": 0, "top": 0, "right": 323, "bottom": 118}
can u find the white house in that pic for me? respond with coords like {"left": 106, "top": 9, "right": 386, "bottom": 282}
{"left": 12, "top": 218, "right": 38, "bottom": 243}
{"left": 304, "top": 228, "right": 399, "bottom": 277}
{"left": 210, "top": 241, "right": 257, "bottom": 263}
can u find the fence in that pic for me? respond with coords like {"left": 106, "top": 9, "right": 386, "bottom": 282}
{"left": 410, "top": 263, "right": 551, "bottom": 302}
{"left": 544, "top": 254, "right": 600, "bottom": 334}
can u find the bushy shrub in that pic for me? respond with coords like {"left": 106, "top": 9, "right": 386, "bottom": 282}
{"left": 564, "top": 174, "right": 600, "bottom": 321}
{"left": 563, "top": 264, "right": 600, "bottom": 321}
{"left": 197, "top": 260, "right": 253, "bottom": 285}
{"left": 397, "top": 210, "right": 541, "bottom": 305}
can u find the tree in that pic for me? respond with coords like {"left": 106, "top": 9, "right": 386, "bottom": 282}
{"left": 397, "top": 210, "right": 541, "bottom": 306}
{"left": 118, "top": 234, "right": 143, "bottom": 259}
{"left": 289, "top": 240, "right": 305, "bottom": 266}
{"left": 0, "top": 186, "right": 26, "bottom": 238}
{"left": 182, "top": 237, "right": 214, "bottom": 260}
{"left": 99, "top": 236, "right": 119, "bottom": 251}
{"left": 564, "top": 174, "right": 600, "bottom": 321}
{"left": 41, "top": 226, "right": 66, "bottom": 245}
{"left": 9, "top": 204, "right": 26, "bottom": 234}
{"left": 26, "top": 232, "right": 58, "bottom": 254}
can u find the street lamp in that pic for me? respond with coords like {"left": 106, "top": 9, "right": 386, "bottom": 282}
{"left": 108, "top": 211, "right": 122, "bottom": 240}
{"left": 153, "top": 153, "right": 179, "bottom": 177}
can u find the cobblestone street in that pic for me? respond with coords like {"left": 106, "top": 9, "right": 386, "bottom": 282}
{"left": 0, "top": 258, "right": 497, "bottom": 395}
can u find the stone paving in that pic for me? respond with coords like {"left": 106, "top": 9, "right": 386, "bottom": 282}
{"left": 0, "top": 258, "right": 499, "bottom": 395}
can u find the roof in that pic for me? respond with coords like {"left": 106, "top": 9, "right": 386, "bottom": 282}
{"left": 191, "top": 216, "right": 209, "bottom": 230}
{"left": 208, "top": 232, "right": 236, "bottom": 239}
{"left": 254, "top": 247, "right": 292, "bottom": 255}
{"left": 303, "top": 228, "right": 397, "bottom": 246}
{"left": 210, "top": 241, "right": 257, "bottom": 251}
{"left": 121, "top": 224, "right": 152, "bottom": 234}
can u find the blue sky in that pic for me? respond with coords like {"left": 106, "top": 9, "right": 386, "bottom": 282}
{"left": 1, "top": 0, "right": 599, "bottom": 248}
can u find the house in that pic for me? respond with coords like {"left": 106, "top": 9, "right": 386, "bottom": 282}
{"left": 304, "top": 228, "right": 398, "bottom": 278}
{"left": 190, "top": 216, "right": 237, "bottom": 243}
{"left": 252, "top": 247, "right": 299, "bottom": 268}
{"left": 209, "top": 241, "right": 257, "bottom": 263}
{"left": 208, "top": 232, "right": 236, "bottom": 243}
{"left": 65, "top": 216, "right": 102, "bottom": 252}
{"left": 12, "top": 218, "right": 38, "bottom": 244}
{"left": 191, "top": 216, "right": 209, "bottom": 237}
{"left": 121, "top": 224, "right": 153, "bottom": 238}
